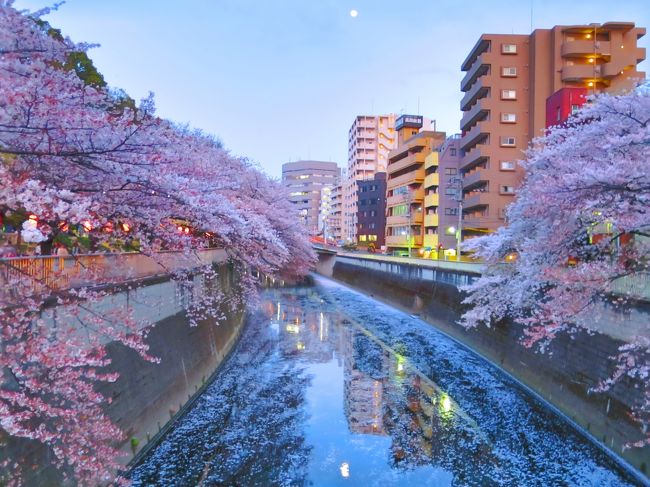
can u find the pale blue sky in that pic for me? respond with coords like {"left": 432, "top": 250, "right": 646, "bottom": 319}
{"left": 15, "top": 0, "right": 649, "bottom": 178}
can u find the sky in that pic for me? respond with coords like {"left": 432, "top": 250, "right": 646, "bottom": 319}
{"left": 14, "top": 0, "right": 650, "bottom": 178}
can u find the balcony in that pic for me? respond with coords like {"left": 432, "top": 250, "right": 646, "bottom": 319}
{"left": 460, "top": 147, "right": 489, "bottom": 171}
{"left": 461, "top": 82, "right": 490, "bottom": 111}
{"left": 424, "top": 152, "right": 438, "bottom": 169}
{"left": 424, "top": 173, "right": 439, "bottom": 189}
{"left": 561, "top": 40, "right": 611, "bottom": 58}
{"left": 424, "top": 193, "right": 439, "bottom": 208}
{"left": 424, "top": 214, "right": 439, "bottom": 228}
{"left": 463, "top": 192, "right": 490, "bottom": 210}
{"left": 460, "top": 99, "right": 491, "bottom": 132}
{"left": 387, "top": 213, "right": 423, "bottom": 226}
{"left": 387, "top": 187, "right": 424, "bottom": 206}
{"left": 561, "top": 64, "right": 602, "bottom": 82}
{"left": 388, "top": 152, "right": 426, "bottom": 174}
{"left": 387, "top": 169, "right": 425, "bottom": 189}
{"left": 461, "top": 53, "right": 492, "bottom": 92}
{"left": 460, "top": 122, "right": 489, "bottom": 152}
{"left": 462, "top": 170, "right": 488, "bottom": 190}
{"left": 386, "top": 234, "right": 423, "bottom": 247}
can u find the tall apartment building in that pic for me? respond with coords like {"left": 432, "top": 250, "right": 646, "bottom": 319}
{"left": 437, "top": 134, "right": 463, "bottom": 251}
{"left": 460, "top": 22, "right": 646, "bottom": 237}
{"left": 329, "top": 179, "right": 343, "bottom": 242}
{"left": 282, "top": 160, "right": 341, "bottom": 235}
{"left": 356, "top": 172, "right": 387, "bottom": 248}
{"left": 385, "top": 114, "right": 445, "bottom": 255}
{"left": 343, "top": 115, "right": 397, "bottom": 243}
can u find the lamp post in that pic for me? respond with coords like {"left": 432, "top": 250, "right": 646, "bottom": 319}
{"left": 448, "top": 176, "right": 463, "bottom": 261}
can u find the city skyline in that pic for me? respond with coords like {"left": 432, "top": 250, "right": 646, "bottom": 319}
{"left": 15, "top": 0, "right": 650, "bottom": 178}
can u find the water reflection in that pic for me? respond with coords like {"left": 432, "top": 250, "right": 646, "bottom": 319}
{"left": 132, "top": 284, "right": 638, "bottom": 487}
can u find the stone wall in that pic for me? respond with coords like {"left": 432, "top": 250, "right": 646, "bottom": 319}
{"left": 328, "top": 256, "right": 650, "bottom": 481}
{"left": 0, "top": 262, "right": 246, "bottom": 486}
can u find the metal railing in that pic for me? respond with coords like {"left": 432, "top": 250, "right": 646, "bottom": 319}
{"left": 0, "top": 249, "right": 226, "bottom": 304}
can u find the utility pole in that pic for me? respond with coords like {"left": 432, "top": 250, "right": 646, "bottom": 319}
{"left": 448, "top": 176, "right": 464, "bottom": 261}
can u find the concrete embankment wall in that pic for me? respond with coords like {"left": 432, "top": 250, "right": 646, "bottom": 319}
{"left": 2, "top": 262, "right": 245, "bottom": 486}
{"left": 319, "top": 254, "right": 650, "bottom": 480}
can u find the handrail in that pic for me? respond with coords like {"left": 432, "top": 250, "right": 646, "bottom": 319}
{"left": 0, "top": 249, "right": 226, "bottom": 304}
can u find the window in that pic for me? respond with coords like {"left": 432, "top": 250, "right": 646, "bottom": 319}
{"left": 500, "top": 161, "right": 516, "bottom": 171}
{"left": 501, "top": 89, "right": 517, "bottom": 100}
{"left": 571, "top": 104, "right": 581, "bottom": 115}
{"left": 369, "top": 223, "right": 376, "bottom": 229}
{"left": 501, "top": 113, "right": 517, "bottom": 123}
{"left": 500, "top": 136, "right": 516, "bottom": 147}
{"left": 500, "top": 185, "right": 515, "bottom": 194}
{"left": 445, "top": 188, "right": 457, "bottom": 196}
{"left": 450, "top": 148, "right": 457, "bottom": 156}
{"left": 502, "top": 43, "right": 517, "bottom": 54}
{"left": 445, "top": 208, "right": 458, "bottom": 215}
{"left": 370, "top": 210, "right": 376, "bottom": 217}
{"left": 368, "top": 234, "right": 377, "bottom": 241}
{"left": 445, "top": 168, "right": 458, "bottom": 175}
{"left": 556, "top": 106, "right": 561, "bottom": 122}
{"left": 392, "top": 204, "right": 408, "bottom": 216}
{"left": 359, "top": 235, "right": 367, "bottom": 242}
{"left": 501, "top": 66, "right": 517, "bottom": 77}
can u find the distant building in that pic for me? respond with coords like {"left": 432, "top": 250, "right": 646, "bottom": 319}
{"left": 282, "top": 161, "right": 340, "bottom": 235}
{"left": 437, "top": 135, "right": 463, "bottom": 252}
{"left": 385, "top": 114, "right": 446, "bottom": 255}
{"left": 460, "top": 22, "right": 646, "bottom": 238}
{"left": 356, "top": 172, "right": 387, "bottom": 248}
{"left": 343, "top": 115, "right": 397, "bottom": 243}
{"left": 329, "top": 179, "right": 344, "bottom": 242}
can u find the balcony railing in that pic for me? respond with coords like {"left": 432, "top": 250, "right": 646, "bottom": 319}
{"left": 463, "top": 192, "right": 490, "bottom": 210}
{"left": 424, "top": 214, "right": 439, "bottom": 228}
{"left": 424, "top": 193, "right": 439, "bottom": 208}
{"left": 387, "top": 169, "right": 425, "bottom": 189}
{"left": 462, "top": 170, "right": 488, "bottom": 190}
{"left": 461, "top": 123, "right": 489, "bottom": 152}
{"left": 460, "top": 53, "right": 492, "bottom": 92}
{"left": 460, "top": 99, "right": 491, "bottom": 132}
{"left": 461, "top": 82, "right": 490, "bottom": 111}
{"left": 561, "top": 40, "right": 611, "bottom": 58}
{"left": 424, "top": 173, "right": 439, "bottom": 189}
{"left": 460, "top": 146, "right": 489, "bottom": 171}
{"left": 388, "top": 152, "right": 426, "bottom": 174}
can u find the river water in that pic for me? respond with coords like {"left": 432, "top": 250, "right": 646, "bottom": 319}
{"left": 130, "top": 276, "right": 641, "bottom": 486}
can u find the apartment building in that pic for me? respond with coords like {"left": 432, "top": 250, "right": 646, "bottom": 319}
{"left": 343, "top": 115, "right": 397, "bottom": 243}
{"left": 356, "top": 172, "right": 387, "bottom": 248}
{"left": 385, "top": 114, "right": 446, "bottom": 255}
{"left": 327, "top": 179, "right": 344, "bottom": 242}
{"left": 437, "top": 135, "right": 463, "bottom": 251}
{"left": 460, "top": 22, "right": 646, "bottom": 237}
{"left": 282, "top": 160, "right": 341, "bottom": 235}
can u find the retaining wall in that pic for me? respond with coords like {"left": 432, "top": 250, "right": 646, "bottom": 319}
{"left": 324, "top": 254, "right": 650, "bottom": 480}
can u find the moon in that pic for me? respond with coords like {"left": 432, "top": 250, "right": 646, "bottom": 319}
{"left": 350, "top": 9, "right": 358, "bottom": 18}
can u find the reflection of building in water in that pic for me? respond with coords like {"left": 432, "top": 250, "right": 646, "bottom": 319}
{"left": 342, "top": 327, "right": 388, "bottom": 435}
{"left": 274, "top": 293, "right": 338, "bottom": 364}
{"left": 382, "top": 354, "right": 495, "bottom": 480}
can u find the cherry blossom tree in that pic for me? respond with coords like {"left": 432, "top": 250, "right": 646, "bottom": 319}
{"left": 0, "top": 2, "right": 315, "bottom": 484}
{"left": 461, "top": 87, "right": 650, "bottom": 446}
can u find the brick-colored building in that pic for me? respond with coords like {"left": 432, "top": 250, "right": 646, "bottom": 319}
{"left": 385, "top": 115, "right": 446, "bottom": 255}
{"left": 460, "top": 22, "right": 646, "bottom": 237}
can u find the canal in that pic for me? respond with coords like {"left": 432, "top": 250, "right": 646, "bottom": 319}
{"left": 130, "top": 276, "right": 641, "bottom": 486}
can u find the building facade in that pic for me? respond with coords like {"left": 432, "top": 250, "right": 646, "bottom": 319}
{"left": 385, "top": 114, "right": 446, "bottom": 255}
{"left": 356, "top": 172, "right": 387, "bottom": 248}
{"left": 545, "top": 87, "right": 588, "bottom": 128}
{"left": 459, "top": 22, "right": 646, "bottom": 237}
{"left": 437, "top": 134, "right": 463, "bottom": 251}
{"left": 282, "top": 160, "right": 341, "bottom": 236}
{"left": 343, "top": 115, "right": 397, "bottom": 243}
